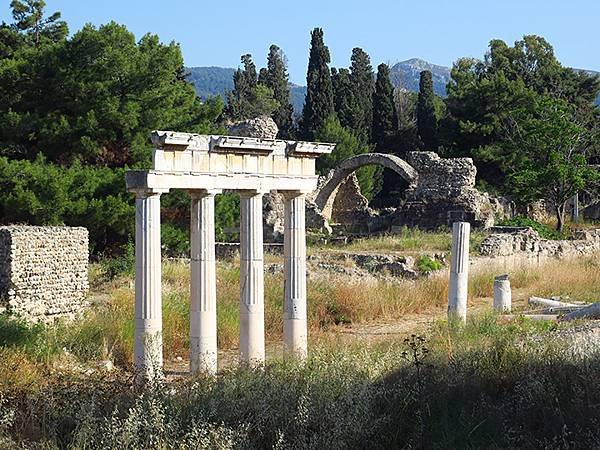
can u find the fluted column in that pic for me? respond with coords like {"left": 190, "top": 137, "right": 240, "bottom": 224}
{"left": 239, "top": 190, "right": 265, "bottom": 366}
{"left": 133, "top": 189, "right": 164, "bottom": 380}
{"left": 448, "top": 221, "right": 470, "bottom": 324}
{"left": 189, "top": 189, "right": 220, "bottom": 375}
{"left": 283, "top": 192, "right": 307, "bottom": 359}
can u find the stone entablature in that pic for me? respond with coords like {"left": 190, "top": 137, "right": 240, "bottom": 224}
{"left": 125, "top": 131, "right": 335, "bottom": 194}
{"left": 0, "top": 226, "right": 88, "bottom": 322}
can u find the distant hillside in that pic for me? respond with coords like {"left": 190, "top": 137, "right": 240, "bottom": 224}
{"left": 186, "top": 59, "right": 600, "bottom": 113}
{"left": 389, "top": 58, "right": 451, "bottom": 97}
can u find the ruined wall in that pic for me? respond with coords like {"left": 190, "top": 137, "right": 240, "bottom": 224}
{"left": 395, "top": 152, "right": 502, "bottom": 229}
{"left": 479, "top": 227, "right": 600, "bottom": 258}
{"left": 0, "top": 226, "right": 89, "bottom": 322}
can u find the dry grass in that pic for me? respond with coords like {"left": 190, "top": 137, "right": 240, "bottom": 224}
{"left": 314, "top": 227, "right": 489, "bottom": 255}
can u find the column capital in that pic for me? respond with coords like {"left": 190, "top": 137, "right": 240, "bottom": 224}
{"left": 129, "top": 188, "right": 169, "bottom": 198}
{"left": 238, "top": 189, "right": 268, "bottom": 198}
{"left": 188, "top": 189, "right": 222, "bottom": 199}
{"left": 280, "top": 190, "right": 310, "bottom": 200}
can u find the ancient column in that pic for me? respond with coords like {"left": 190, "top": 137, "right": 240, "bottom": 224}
{"left": 133, "top": 189, "right": 164, "bottom": 380}
{"left": 239, "top": 190, "right": 265, "bottom": 366}
{"left": 283, "top": 192, "right": 308, "bottom": 359}
{"left": 448, "top": 221, "right": 470, "bottom": 324}
{"left": 189, "top": 189, "right": 220, "bottom": 375}
{"left": 573, "top": 193, "right": 580, "bottom": 223}
{"left": 493, "top": 274, "right": 511, "bottom": 313}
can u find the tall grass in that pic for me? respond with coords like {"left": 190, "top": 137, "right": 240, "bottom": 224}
{"left": 2, "top": 314, "right": 600, "bottom": 448}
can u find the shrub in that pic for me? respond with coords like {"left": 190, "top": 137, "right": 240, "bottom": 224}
{"left": 497, "top": 215, "right": 565, "bottom": 240}
{"left": 416, "top": 255, "right": 443, "bottom": 273}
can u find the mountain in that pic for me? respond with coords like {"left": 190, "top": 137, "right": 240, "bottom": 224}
{"left": 389, "top": 58, "right": 451, "bottom": 97}
{"left": 186, "top": 59, "right": 600, "bottom": 113}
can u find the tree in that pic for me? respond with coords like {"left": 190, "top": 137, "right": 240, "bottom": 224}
{"left": 500, "top": 96, "right": 599, "bottom": 231}
{"left": 331, "top": 67, "right": 355, "bottom": 130}
{"left": 227, "top": 53, "right": 278, "bottom": 121}
{"left": 444, "top": 35, "right": 600, "bottom": 188}
{"left": 9, "top": 0, "right": 67, "bottom": 46}
{"left": 301, "top": 28, "right": 334, "bottom": 140}
{"left": 315, "top": 115, "right": 380, "bottom": 199}
{"left": 0, "top": 21, "right": 223, "bottom": 165}
{"left": 348, "top": 47, "right": 374, "bottom": 140}
{"left": 416, "top": 70, "right": 438, "bottom": 150}
{"left": 372, "top": 63, "right": 397, "bottom": 150}
{"left": 262, "top": 45, "right": 294, "bottom": 138}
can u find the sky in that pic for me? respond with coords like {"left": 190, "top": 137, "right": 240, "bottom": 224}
{"left": 1, "top": 0, "right": 599, "bottom": 84}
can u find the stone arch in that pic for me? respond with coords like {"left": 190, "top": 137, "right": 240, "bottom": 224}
{"left": 314, "top": 153, "right": 418, "bottom": 220}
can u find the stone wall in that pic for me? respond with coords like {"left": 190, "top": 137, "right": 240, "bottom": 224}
{"left": 395, "top": 152, "right": 504, "bottom": 229}
{"left": 0, "top": 226, "right": 89, "bottom": 322}
{"left": 479, "top": 227, "right": 600, "bottom": 258}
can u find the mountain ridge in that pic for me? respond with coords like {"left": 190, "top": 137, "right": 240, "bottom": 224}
{"left": 186, "top": 58, "right": 600, "bottom": 112}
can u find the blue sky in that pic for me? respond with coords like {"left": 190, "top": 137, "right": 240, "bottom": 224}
{"left": 2, "top": 0, "right": 599, "bottom": 84}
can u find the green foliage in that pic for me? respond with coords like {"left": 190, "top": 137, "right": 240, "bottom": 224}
{"left": 8, "top": 0, "right": 67, "bottom": 47}
{"left": 502, "top": 96, "right": 600, "bottom": 230}
{"left": 263, "top": 44, "right": 294, "bottom": 137}
{"left": 497, "top": 215, "right": 566, "bottom": 240}
{"left": 99, "top": 238, "right": 135, "bottom": 280}
{"left": 301, "top": 28, "right": 335, "bottom": 141}
{"left": 416, "top": 255, "right": 443, "bottom": 273}
{"left": 314, "top": 115, "right": 379, "bottom": 199}
{"left": 372, "top": 63, "right": 398, "bottom": 150}
{"left": 348, "top": 47, "right": 374, "bottom": 141}
{"left": 444, "top": 35, "right": 600, "bottom": 190}
{"left": 0, "top": 18, "right": 222, "bottom": 165}
{"left": 0, "top": 155, "right": 133, "bottom": 253}
{"left": 331, "top": 67, "right": 355, "bottom": 130}
{"left": 226, "top": 53, "right": 279, "bottom": 121}
{"left": 416, "top": 70, "right": 438, "bottom": 150}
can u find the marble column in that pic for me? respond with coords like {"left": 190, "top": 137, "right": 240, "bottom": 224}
{"left": 189, "top": 189, "right": 220, "bottom": 375}
{"left": 133, "top": 189, "right": 164, "bottom": 380}
{"left": 493, "top": 274, "right": 511, "bottom": 313}
{"left": 283, "top": 192, "right": 308, "bottom": 359}
{"left": 448, "top": 221, "right": 470, "bottom": 324}
{"left": 239, "top": 190, "right": 265, "bottom": 366}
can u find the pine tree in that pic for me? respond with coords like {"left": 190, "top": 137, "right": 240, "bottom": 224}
{"left": 301, "top": 28, "right": 334, "bottom": 140}
{"left": 348, "top": 47, "right": 374, "bottom": 140}
{"left": 372, "top": 63, "right": 397, "bottom": 150}
{"left": 416, "top": 70, "right": 438, "bottom": 150}
{"left": 263, "top": 44, "right": 294, "bottom": 138}
{"left": 331, "top": 67, "right": 355, "bottom": 130}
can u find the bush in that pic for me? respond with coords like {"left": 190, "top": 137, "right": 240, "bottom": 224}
{"left": 497, "top": 215, "right": 565, "bottom": 240}
{"left": 416, "top": 255, "right": 443, "bottom": 273}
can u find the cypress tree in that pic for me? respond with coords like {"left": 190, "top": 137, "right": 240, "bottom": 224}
{"left": 226, "top": 54, "right": 257, "bottom": 120}
{"left": 331, "top": 67, "right": 355, "bottom": 130}
{"left": 349, "top": 47, "right": 374, "bottom": 140}
{"left": 301, "top": 28, "right": 334, "bottom": 140}
{"left": 416, "top": 70, "right": 438, "bottom": 150}
{"left": 372, "top": 63, "right": 398, "bottom": 150}
{"left": 263, "top": 44, "right": 294, "bottom": 138}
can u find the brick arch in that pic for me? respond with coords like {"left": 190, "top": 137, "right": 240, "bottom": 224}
{"left": 314, "top": 153, "right": 418, "bottom": 220}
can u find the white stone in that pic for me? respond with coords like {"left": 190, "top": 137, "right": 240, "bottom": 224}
{"left": 133, "top": 190, "right": 165, "bottom": 380}
{"left": 189, "top": 190, "right": 220, "bottom": 375}
{"left": 448, "top": 222, "right": 470, "bottom": 324}
{"left": 283, "top": 192, "right": 308, "bottom": 359}
{"left": 239, "top": 191, "right": 265, "bottom": 366}
{"left": 493, "top": 274, "right": 511, "bottom": 313}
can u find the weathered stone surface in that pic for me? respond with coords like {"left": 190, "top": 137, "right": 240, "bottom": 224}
{"left": 396, "top": 152, "right": 498, "bottom": 229}
{"left": 227, "top": 116, "right": 279, "bottom": 139}
{"left": 263, "top": 192, "right": 285, "bottom": 243}
{"left": 0, "top": 226, "right": 89, "bottom": 322}
{"left": 479, "top": 227, "right": 600, "bottom": 258}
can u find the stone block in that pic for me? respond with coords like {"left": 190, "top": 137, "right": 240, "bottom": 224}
{"left": 0, "top": 226, "right": 89, "bottom": 323}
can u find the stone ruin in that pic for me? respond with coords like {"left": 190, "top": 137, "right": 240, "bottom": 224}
{"left": 230, "top": 117, "right": 509, "bottom": 240}
{"left": 0, "top": 226, "right": 89, "bottom": 322}
{"left": 395, "top": 152, "right": 504, "bottom": 229}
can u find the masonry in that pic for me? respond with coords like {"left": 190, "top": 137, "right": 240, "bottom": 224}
{"left": 0, "top": 226, "right": 89, "bottom": 322}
